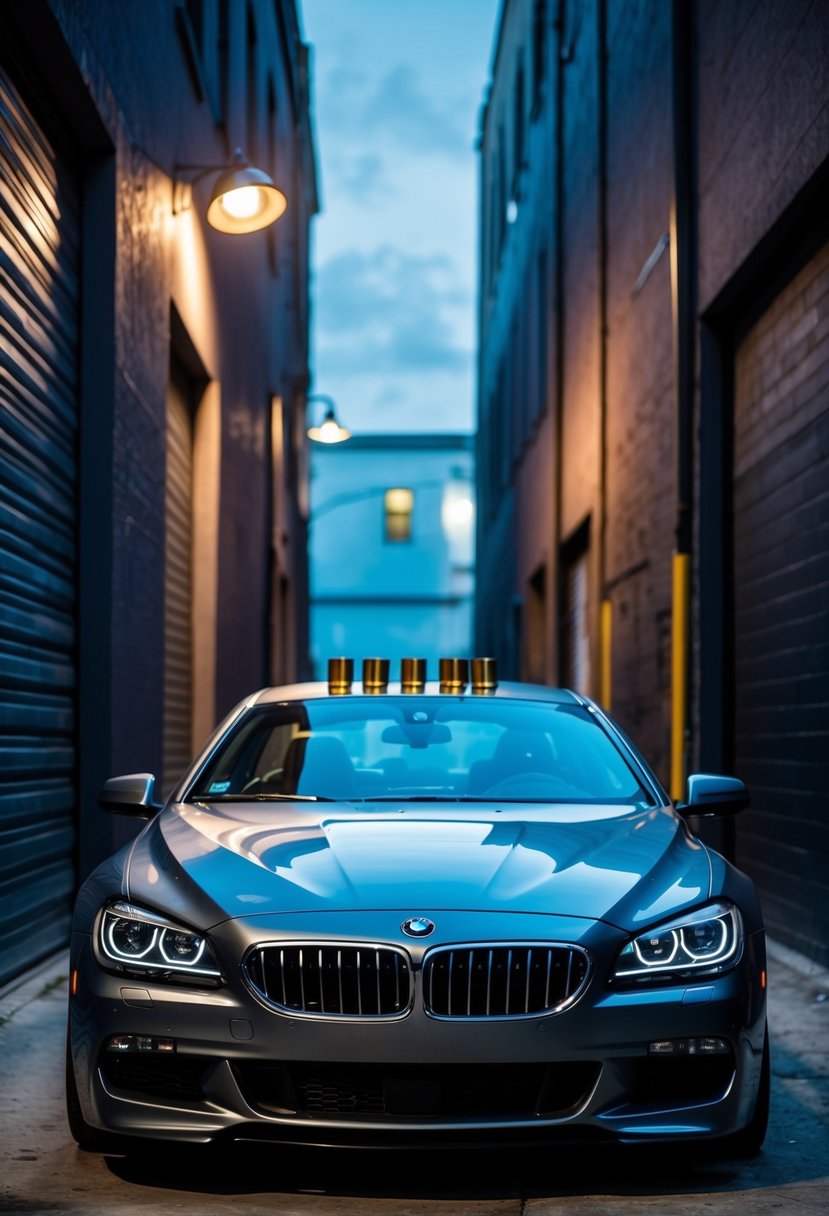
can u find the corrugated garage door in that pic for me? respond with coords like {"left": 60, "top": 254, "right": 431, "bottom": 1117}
{"left": 733, "top": 240, "right": 829, "bottom": 965}
{"left": 561, "top": 549, "right": 590, "bottom": 695}
{"left": 162, "top": 360, "right": 193, "bottom": 800}
{"left": 0, "top": 63, "right": 80, "bottom": 984}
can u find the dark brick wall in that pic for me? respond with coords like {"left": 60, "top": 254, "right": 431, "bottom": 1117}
{"left": 559, "top": 0, "right": 600, "bottom": 543}
{"left": 697, "top": 0, "right": 829, "bottom": 311}
{"left": 732, "top": 242, "right": 829, "bottom": 964}
{"left": 3, "top": 0, "right": 317, "bottom": 885}
{"left": 476, "top": 1, "right": 828, "bottom": 960}
{"left": 602, "top": 0, "right": 674, "bottom": 780}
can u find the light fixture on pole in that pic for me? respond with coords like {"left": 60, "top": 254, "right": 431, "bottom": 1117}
{"left": 306, "top": 394, "right": 351, "bottom": 444}
{"left": 173, "top": 148, "right": 287, "bottom": 234}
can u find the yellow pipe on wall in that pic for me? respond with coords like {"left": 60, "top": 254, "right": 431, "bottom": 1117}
{"left": 671, "top": 551, "right": 690, "bottom": 801}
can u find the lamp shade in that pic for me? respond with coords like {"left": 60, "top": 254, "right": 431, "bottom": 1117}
{"left": 307, "top": 407, "right": 351, "bottom": 444}
{"left": 206, "top": 161, "right": 287, "bottom": 234}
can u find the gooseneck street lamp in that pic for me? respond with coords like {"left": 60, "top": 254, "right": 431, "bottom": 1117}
{"left": 306, "top": 394, "right": 351, "bottom": 444}
{"left": 173, "top": 148, "right": 287, "bottom": 234}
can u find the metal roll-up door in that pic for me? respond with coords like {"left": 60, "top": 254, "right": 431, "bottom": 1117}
{"left": 733, "top": 240, "right": 829, "bottom": 963}
{"left": 561, "top": 549, "right": 590, "bottom": 695}
{"left": 162, "top": 359, "right": 193, "bottom": 800}
{"left": 0, "top": 63, "right": 80, "bottom": 984}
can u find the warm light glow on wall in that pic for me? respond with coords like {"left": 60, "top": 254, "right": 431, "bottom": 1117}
{"left": 170, "top": 186, "right": 219, "bottom": 380}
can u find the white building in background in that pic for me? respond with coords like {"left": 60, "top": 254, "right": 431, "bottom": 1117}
{"left": 309, "top": 434, "right": 475, "bottom": 678}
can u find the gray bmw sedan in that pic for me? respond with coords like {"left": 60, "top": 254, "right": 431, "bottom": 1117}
{"left": 66, "top": 656, "right": 769, "bottom": 1157}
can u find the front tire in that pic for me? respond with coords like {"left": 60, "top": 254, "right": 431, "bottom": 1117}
{"left": 65, "top": 1029, "right": 120, "bottom": 1152}
{"left": 715, "top": 1023, "right": 771, "bottom": 1159}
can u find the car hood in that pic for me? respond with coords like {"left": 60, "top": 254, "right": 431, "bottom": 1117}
{"left": 125, "top": 800, "right": 711, "bottom": 933}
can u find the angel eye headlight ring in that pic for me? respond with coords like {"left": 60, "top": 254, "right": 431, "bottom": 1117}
{"left": 99, "top": 901, "right": 222, "bottom": 981}
{"left": 612, "top": 902, "right": 742, "bottom": 983}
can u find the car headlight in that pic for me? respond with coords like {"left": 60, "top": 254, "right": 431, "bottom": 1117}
{"left": 611, "top": 902, "right": 742, "bottom": 983}
{"left": 99, "top": 901, "right": 222, "bottom": 982}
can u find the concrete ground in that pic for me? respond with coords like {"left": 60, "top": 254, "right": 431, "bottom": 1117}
{"left": 0, "top": 937, "right": 828, "bottom": 1215}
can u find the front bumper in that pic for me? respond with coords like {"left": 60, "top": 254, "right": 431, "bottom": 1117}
{"left": 68, "top": 910, "right": 767, "bottom": 1148}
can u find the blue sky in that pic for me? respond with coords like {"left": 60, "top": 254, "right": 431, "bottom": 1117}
{"left": 299, "top": 0, "right": 502, "bottom": 435}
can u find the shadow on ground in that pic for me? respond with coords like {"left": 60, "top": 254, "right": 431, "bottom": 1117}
{"left": 100, "top": 1140, "right": 764, "bottom": 1201}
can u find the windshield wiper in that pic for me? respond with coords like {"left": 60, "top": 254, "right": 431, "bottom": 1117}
{"left": 359, "top": 795, "right": 576, "bottom": 804}
{"left": 193, "top": 793, "right": 334, "bottom": 803}
{"left": 360, "top": 795, "right": 510, "bottom": 803}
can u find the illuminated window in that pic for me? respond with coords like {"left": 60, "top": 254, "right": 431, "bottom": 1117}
{"left": 384, "top": 487, "right": 414, "bottom": 542}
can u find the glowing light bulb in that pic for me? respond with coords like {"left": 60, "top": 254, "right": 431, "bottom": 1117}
{"left": 219, "top": 186, "right": 263, "bottom": 220}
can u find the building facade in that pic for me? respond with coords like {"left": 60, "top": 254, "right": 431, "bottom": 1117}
{"left": 309, "top": 434, "right": 475, "bottom": 680}
{"left": 0, "top": 0, "right": 317, "bottom": 984}
{"left": 477, "top": 0, "right": 829, "bottom": 964}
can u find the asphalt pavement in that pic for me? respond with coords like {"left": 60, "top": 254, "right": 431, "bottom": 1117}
{"left": 1, "top": 936, "right": 828, "bottom": 1215}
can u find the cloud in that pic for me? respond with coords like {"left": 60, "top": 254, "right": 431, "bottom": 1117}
{"left": 317, "top": 62, "right": 470, "bottom": 159}
{"left": 324, "top": 65, "right": 367, "bottom": 98}
{"left": 363, "top": 65, "right": 471, "bottom": 157}
{"left": 372, "top": 384, "right": 406, "bottom": 410}
{"left": 314, "top": 245, "right": 471, "bottom": 373}
{"left": 324, "top": 150, "right": 393, "bottom": 205}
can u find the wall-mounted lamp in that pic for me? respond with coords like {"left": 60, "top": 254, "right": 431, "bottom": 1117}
{"left": 307, "top": 394, "right": 351, "bottom": 444}
{"left": 173, "top": 148, "right": 287, "bottom": 234}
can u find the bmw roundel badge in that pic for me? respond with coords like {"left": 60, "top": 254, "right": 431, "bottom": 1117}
{"left": 402, "top": 916, "right": 435, "bottom": 938}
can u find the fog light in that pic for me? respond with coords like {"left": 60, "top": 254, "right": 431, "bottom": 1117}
{"left": 106, "top": 1034, "right": 176, "bottom": 1053}
{"left": 108, "top": 1035, "right": 135, "bottom": 1052}
{"left": 648, "top": 1036, "right": 730, "bottom": 1056}
{"left": 690, "top": 1036, "right": 729, "bottom": 1054}
{"left": 649, "top": 1040, "right": 677, "bottom": 1055}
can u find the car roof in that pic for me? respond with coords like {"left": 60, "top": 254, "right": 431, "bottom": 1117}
{"left": 248, "top": 681, "right": 585, "bottom": 706}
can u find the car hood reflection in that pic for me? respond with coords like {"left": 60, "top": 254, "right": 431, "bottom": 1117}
{"left": 124, "top": 801, "right": 710, "bottom": 931}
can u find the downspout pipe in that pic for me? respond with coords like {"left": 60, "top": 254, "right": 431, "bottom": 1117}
{"left": 669, "top": 0, "right": 697, "bottom": 800}
{"left": 553, "top": 0, "right": 566, "bottom": 682}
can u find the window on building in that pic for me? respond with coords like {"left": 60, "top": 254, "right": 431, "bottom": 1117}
{"left": 488, "top": 158, "right": 499, "bottom": 290}
{"left": 513, "top": 54, "right": 525, "bottom": 195}
{"left": 536, "top": 246, "right": 548, "bottom": 420}
{"left": 176, "top": 0, "right": 209, "bottom": 106}
{"left": 266, "top": 74, "right": 279, "bottom": 276}
{"left": 246, "top": 2, "right": 258, "bottom": 163}
{"left": 186, "top": 0, "right": 204, "bottom": 46}
{"left": 177, "top": 0, "right": 226, "bottom": 123}
{"left": 532, "top": 0, "right": 547, "bottom": 117}
{"left": 524, "top": 564, "right": 548, "bottom": 683}
{"left": 511, "top": 316, "right": 523, "bottom": 458}
{"left": 218, "top": 0, "right": 230, "bottom": 121}
{"left": 497, "top": 359, "right": 510, "bottom": 491}
{"left": 384, "top": 487, "right": 414, "bottom": 542}
{"left": 497, "top": 126, "right": 507, "bottom": 256}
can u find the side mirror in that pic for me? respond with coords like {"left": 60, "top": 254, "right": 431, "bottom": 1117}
{"left": 98, "top": 773, "right": 162, "bottom": 819}
{"left": 676, "top": 773, "right": 749, "bottom": 818}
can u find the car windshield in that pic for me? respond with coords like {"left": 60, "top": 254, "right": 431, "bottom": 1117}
{"left": 188, "top": 697, "right": 655, "bottom": 806}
